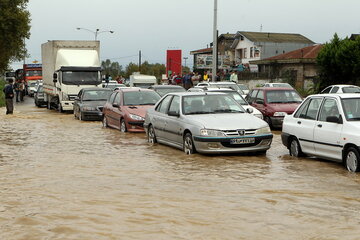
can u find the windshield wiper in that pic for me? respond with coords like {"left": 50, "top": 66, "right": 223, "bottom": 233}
{"left": 214, "top": 109, "right": 244, "bottom": 113}
{"left": 186, "top": 111, "right": 214, "bottom": 115}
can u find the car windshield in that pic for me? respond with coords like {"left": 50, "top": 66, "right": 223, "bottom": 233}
{"left": 156, "top": 88, "right": 186, "bottom": 96}
{"left": 83, "top": 90, "right": 112, "bottom": 101}
{"left": 343, "top": 87, "right": 360, "bottom": 93}
{"left": 342, "top": 98, "right": 360, "bottom": 121}
{"left": 266, "top": 90, "right": 302, "bottom": 103}
{"left": 183, "top": 95, "right": 245, "bottom": 115}
{"left": 272, "top": 83, "right": 292, "bottom": 88}
{"left": 238, "top": 84, "right": 249, "bottom": 91}
{"left": 62, "top": 71, "right": 101, "bottom": 85}
{"left": 123, "top": 91, "right": 161, "bottom": 106}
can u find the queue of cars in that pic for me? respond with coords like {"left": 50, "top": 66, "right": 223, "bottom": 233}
{"left": 32, "top": 79, "right": 360, "bottom": 172}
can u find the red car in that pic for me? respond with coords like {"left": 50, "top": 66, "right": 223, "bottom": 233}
{"left": 246, "top": 87, "right": 302, "bottom": 128}
{"left": 102, "top": 88, "right": 161, "bottom": 132}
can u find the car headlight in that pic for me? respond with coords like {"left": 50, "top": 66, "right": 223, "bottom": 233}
{"left": 129, "top": 114, "right": 144, "bottom": 121}
{"left": 273, "top": 112, "right": 287, "bottom": 117}
{"left": 254, "top": 113, "right": 263, "bottom": 119}
{"left": 82, "top": 106, "right": 96, "bottom": 111}
{"left": 200, "top": 129, "right": 225, "bottom": 137}
{"left": 255, "top": 126, "right": 271, "bottom": 135}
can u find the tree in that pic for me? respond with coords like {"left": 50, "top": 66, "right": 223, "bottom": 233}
{"left": 317, "top": 33, "right": 360, "bottom": 91}
{"left": 0, "top": 0, "right": 31, "bottom": 73}
{"left": 101, "top": 59, "right": 124, "bottom": 78}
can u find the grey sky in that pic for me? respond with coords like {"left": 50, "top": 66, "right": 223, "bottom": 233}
{"left": 12, "top": 0, "right": 360, "bottom": 70}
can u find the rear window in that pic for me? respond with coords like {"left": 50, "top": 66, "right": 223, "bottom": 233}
{"left": 266, "top": 90, "right": 302, "bottom": 104}
{"left": 123, "top": 91, "right": 161, "bottom": 105}
{"left": 343, "top": 87, "right": 360, "bottom": 93}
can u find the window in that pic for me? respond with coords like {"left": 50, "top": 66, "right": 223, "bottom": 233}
{"left": 294, "top": 98, "right": 311, "bottom": 118}
{"left": 250, "top": 47, "right": 254, "bottom": 58}
{"left": 109, "top": 92, "right": 117, "bottom": 104}
{"left": 296, "top": 98, "right": 322, "bottom": 120}
{"left": 321, "top": 87, "right": 331, "bottom": 94}
{"left": 319, "top": 98, "right": 340, "bottom": 122}
{"left": 256, "top": 90, "right": 264, "bottom": 103}
{"left": 157, "top": 95, "right": 173, "bottom": 114}
{"left": 168, "top": 96, "right": 180, "bottom": 114}
{"left": 330, "top": 86, "right": 339, "bottom": 93}
{"left": 342, "top": 98, "right": 360, "bottom": 121}
{"left": 243, "top": 48, "right": 247, "bottom": 58}
{"left": 114, "top": 92, "right": 121, "bottom": 105}
{"left": 247, "top": 90, "right": 258, "bottom": 103}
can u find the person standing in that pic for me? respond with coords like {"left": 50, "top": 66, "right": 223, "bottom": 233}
{"left": 230, "top": 71, "right": 238, "bottom": 83}
{"left": 3, "top": 79, "right": 15, "bottom": 114}
{"left": 183, "top": 72, "right": 193, "bottom": 90}
{"left": 19, "top": 80, "right": 25, "bottom": 101}
{"left": 203, "top": 71, "right": 209, "bottom": 82}
{"left": 14, "top": 80, "right": 20, "bottom": 102}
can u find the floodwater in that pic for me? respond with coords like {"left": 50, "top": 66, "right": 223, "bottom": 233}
{"left": 1, "top": 97, "right": 360, "bottom": 240}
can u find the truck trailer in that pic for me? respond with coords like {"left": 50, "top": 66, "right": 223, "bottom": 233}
{"left": 41, "top": 40, "right": 102, "bottom": 111}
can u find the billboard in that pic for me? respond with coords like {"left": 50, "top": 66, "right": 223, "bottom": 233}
{"left": 195, "top": 54, "right": 231, "bottom": 69}
{"left": 166, "top": 50, "right": 182, "bottom": 77}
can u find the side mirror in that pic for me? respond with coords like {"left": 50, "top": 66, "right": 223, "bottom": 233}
{"left": 326, "top": 115, "right": 342, "bottom": 124}
{"left": 112, "top": 103, "right": 119, "bottom": 108}
{"left": 53, "top": 73, "right": 58, "bottom": 83}
{"left": 255, "top": 99, "right": 264, "bottom": 104}
{"left": 246, "top": 108, "right": 254, "bottom": 114}
{"left": 168, "top": 111, "right": 180, "bottom": 117}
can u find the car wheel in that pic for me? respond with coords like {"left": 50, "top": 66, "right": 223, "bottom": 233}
{"left": 120, "top": 119, "right": 127, "bottom": 132}
{"left": 183, "top": 133, "right": 196, "bottom": 155}
{"left": 102, "top": 115, "right": 108, "bottom": 127}
{"left": 289, "top": 137, "right": 303, "bottom": 157}
{"left": 148, "top": 125, "right": 157, "bottom": 144}
{"left": 264, "top": 116, "right": 272, "bottom": 128}
{"left": 345, "top": 147, "right": 360, "bottom": 172}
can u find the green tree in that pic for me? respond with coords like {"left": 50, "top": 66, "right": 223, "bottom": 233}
{"left": 0, "top": 0, "right": 31, "bottom": 73}
{"left": 101, "top": 59, "right": 124, "bottom": 78}
{"left": 317, "top": 33, "right": 360, "bottom": 91}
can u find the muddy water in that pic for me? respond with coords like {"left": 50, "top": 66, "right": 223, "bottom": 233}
{"left": 1, "top": 97, "right": 360, "bottom": 240}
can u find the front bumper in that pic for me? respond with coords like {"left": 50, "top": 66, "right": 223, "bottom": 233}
{"left": 127, "top": 121, "right": 145, "bottom": 132}
{"left": 60, "top": 101, "right": 74, "bottom": 111}
{"left": 193, "top": 134, "right": 273, "bottom": 154}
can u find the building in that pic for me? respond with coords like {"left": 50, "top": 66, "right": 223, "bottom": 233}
{"left": 231, "top": 31, "right": 315, "bottom": 71}
{"left": 250, "top": 44, "right": 323, "bottom": 88}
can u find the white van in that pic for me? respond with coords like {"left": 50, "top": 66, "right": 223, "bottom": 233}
{"left": 129, "top": 73, "right": 157, "bottom": 88}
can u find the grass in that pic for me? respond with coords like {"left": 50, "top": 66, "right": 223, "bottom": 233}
{"left": 0, "top": 79, "right": 5, "bottom": 107}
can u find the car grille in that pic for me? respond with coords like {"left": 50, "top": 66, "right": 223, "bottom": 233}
{"left": 222, "top": 129, "right": 256, "bottom": 137}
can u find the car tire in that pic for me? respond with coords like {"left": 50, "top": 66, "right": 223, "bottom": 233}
{"left": 183, "top": 133, "right": 196, "bottom": 155}
{"left": 345, "top": 147, "right": 360, "bottom": 172}
{"left": 148, "top": 125, "right": 157, "bottom": 144}
{"left": 102, "top": 115, "right": 108, "bottom": 127}
{"left": 120, "top": 119, "right": 127, "bottom": 132}
{"left": 289, "top": 137, "right": 304, "bottom": 157}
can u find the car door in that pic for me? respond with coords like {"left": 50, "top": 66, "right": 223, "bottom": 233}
{"left": 111, "top": 92, "right": 122, "bottom": 129}
{"left": 164, "top": 95, "right": 182, "bottom": 145}
{"left": 74, "top": 90, "right": 83, "bottom": 117}
{"left": 107, "top": 92, "right": 120, "bottom": 128}
{"left": 293, "top": 97, "right": 323, "bottom": 155}
{"left": 152, "top": 95, "right": 173, "bottom": 140}
{"left": 313, "top": 97, "right": 343, "bottom": 161}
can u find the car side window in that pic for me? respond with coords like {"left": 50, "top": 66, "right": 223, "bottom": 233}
{"left": 319, "top": 98, "right": 340, "bottom": 122}
{"left": 294, "top": 98, "right": 311, "bottom": 118}
{"left": 296, "top": 98, "right": 322, "bottom": 120}
{"left": 256, "top": 90, "right": 264, "bottom": 103}
{"left": 168, "top": 96, "right": 180, "bottom": 114}
{"left": 321, "top": 87, "right": 332, "bottom": 94}
{"left": 109, "top": 92, "right": 117, "bottom": 103}
{"left": 157, "top": 95, "right": 173, "bottom": 114}
{"left": 330, "top": 86, "right": 339, "bottom": 93}
{"left": 78, "top": 90, "right": 82, "bottom": 99}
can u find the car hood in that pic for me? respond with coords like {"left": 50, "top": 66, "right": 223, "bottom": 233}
{"left": 266, "top": 103, "right": 300, "bottom": 114}
{"left": 185, "top": 113, "right": 268, "bottom": 130}
{"left": 124, "top": 105, "right": 155, "bottom": 118}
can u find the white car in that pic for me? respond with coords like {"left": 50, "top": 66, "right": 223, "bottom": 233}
{"left": 320, "top": 84, "right": 360, "bottom": 94}
{"left": 263, "top": 82, "right": 293, "bottom": 88}
{"left": 195, "top": 81, "right": 246, "bottom": 98}
{"left": 237, "top": 84, "right": 250, "bottom": 95}
{"left": 282, "top": 93, "right": 360, "bottom": 172}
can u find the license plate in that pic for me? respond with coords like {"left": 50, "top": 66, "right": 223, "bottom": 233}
{"left": 230, "top": 138, "right": 255, "bottom": 144}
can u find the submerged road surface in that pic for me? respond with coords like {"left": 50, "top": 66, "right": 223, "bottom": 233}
{"left": 1, "top": 97, "right": 360, "bottom": 240}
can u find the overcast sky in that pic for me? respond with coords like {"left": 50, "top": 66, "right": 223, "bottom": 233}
{"left": 12, "top": 0, "right": 360, "bottom": 70}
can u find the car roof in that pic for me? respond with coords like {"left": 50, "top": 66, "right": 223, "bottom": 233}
{"left": 151, "top": 85, "right": 184, "bottom": 89}
{"left": 205, "top": 87, "right": 236, "bottom": 92}
{"left": 252, "top": 87, "right": 295, "bottom": 90}
{"left": 115, "top": 87, "right": 154, "bottom": 93}
{"left": 166, "top": 92, "right": 227, "bottom": 97}
{"left": 209, "top": 81, "right": 236, "bottom": 85}
{"left": 328, "top": 84, "right": 359, "bottom": 87}
{"left": 82, "top": 87, "right": 111, "bottom": 91}
{"left": 310, "top": 93, "right": 360, "bottom": 99}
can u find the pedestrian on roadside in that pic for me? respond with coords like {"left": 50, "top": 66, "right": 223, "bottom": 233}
{"left": 19, "top": 80, "right": 25, "bottom": 101}
{"left": 3, "top": 79, "right": 15, "bottom": 114}
{"left": 14, "top": 80, "right": 20, "bottom": 102}
{"left": 183, "top": 72, "right": 194, "bottom": 90}
{"left": 203, "top": 71, "right": 209, "bottom": 82}
{"left": 191, "top": 72, "right": 200, "bottom": 86}
{"left": 230, "top": 71, "right": 238, "bottom": 83}
{"left": 174, "top": 74, "right": 183, "bottom": 85}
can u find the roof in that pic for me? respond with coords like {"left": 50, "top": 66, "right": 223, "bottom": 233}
{"left": 350, "top": 34, "right": 360, "bottom": 40}
{"left": 237, "top": 31, "right": 315, "bottom": 44}
{"left": 218, "top": 33, "right": 236, "bottom": 40}
{"left": 250, "top": 44, "right": 323, "bottom": 65}
{"left": 311, "top": 93, "right": 360, "bottom": 99}
{"left": 190, "top": 48, "right": 212, "bottom": 55}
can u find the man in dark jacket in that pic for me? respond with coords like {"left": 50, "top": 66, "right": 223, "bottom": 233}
{"left": 3, "top": 79, "right": 14, "bottom": 114}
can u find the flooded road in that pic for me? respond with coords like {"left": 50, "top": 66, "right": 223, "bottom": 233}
{"left": 1, "top": 97, "right": 360, "bottom": 240}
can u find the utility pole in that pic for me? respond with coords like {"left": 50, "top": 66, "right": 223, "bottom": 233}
{"left": 212, "top": 0, "right": 218, "bottom": 82}
{"left": 183, "top": 57, "right": 188, "bottom": 69}
{"left": 139, "top": 50, "right": 142, "bottom": 73}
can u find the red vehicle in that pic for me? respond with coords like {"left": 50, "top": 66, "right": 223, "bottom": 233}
{"left": 246, "top": 87, "right": 303, "bottom": 128}
{"left": 102, "top": 88, "right": 161, "bottom": 132}
{"left": 15, "top": 64, "right": 42, "bottom": 82}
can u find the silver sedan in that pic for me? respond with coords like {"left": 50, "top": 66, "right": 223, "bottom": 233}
{"left": 144, "top": 92, "right": 273, "bottom": 154}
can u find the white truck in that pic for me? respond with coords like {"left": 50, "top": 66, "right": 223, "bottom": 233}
{"left": 129, "top": 72, "right": 157, "bottom": 88}
{"left": 41, "top": 40, "right": 102, "bottom": 111}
